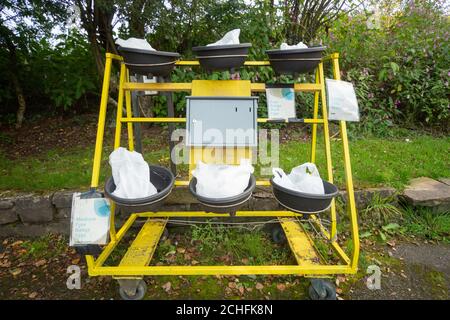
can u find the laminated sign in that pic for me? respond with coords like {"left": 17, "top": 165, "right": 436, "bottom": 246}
{"left": 266, "top": 85, "right": 296, "bottom": 120}
{"left": 326, "top": 79, "right": 360, "bottom": 121}
{"left": 69, "top": 193, "right": 111, "bottom": 246}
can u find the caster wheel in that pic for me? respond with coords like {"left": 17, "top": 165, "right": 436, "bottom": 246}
{"left": 308, "top": 279, "right": 336, "bottom": 300}
{"left": 271, "top": 225, "right": 286, "bottom": 244}
{"left": 160, "top": 228, "right": 169, "bottom": 241}
{"left": 119, "top": 280, "right": 147, "bottom": 300}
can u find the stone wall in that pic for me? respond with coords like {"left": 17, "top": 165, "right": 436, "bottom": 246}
{"left": 0, "top": 187, "right": 396, "bottom": 238}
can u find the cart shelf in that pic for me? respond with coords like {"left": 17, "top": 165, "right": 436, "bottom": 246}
{"left": 84, "top": 51, "right": 359, "bottom": 300}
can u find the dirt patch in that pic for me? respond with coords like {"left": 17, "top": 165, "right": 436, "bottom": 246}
{"left": 0, "top": 114, "right": 168, "bottom": 159}
{"left": 0, "top": 113, "right": 311, "bottom": 160}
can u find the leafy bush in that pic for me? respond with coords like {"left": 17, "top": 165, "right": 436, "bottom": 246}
{"left": 327, "top": 1, "right": 450, "bottom": 134}
{"left": 29, "top": 30, "right": 99, "bottom": 110}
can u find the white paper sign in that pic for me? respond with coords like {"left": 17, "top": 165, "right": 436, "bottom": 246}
{"left": 69, "top": 193, "right": 111, "bottom": 246}
{"left": 326, "top": 79, "right": 360, "bottom": 121}
{"left": 266, "top": 87, "right": 296, "bottom": 119}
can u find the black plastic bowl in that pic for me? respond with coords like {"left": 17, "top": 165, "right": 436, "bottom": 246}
{"left": 266, "top": 46, "right": 326, "bottom": 75}
{"left": 192, "top": 43, "right": 252, "bottom": 71}
{"left": 189, "top": 174, "right": 256, "bottom": 214}
{"left": 117, "top": 46, "right": 180, "bottom": 77}
{"left": 270, "top": 178, "right": 338, "bottom": 215}
{"left": 105, "top": 165, "right": 175, "bottom": 215}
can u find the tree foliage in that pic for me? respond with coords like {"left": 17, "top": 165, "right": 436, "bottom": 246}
{"left": 0, "top": 0, "right": 448, "bottom": 132}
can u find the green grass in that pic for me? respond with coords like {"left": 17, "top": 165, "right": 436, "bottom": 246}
{"left": 402, "top": 206, "right": 450, "bottom": 242}
{"left": 0, "top": 140, "right": 171, "bottom": 192}
{"left": 276, "top": 134, "right": 450, "bottom": 189}
{"left": 0, "top": 134, "right": 448, "bottom": 192}
{"left": 20, "top": 234, "right": 67, "bottom": 259}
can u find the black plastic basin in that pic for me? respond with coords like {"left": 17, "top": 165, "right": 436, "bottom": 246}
{"left": 266, "top": 46, "right": 326, "bottom": 75}
{"left": 105, "top": 165, "right": 175, "bottom": 215}
{"left": 192, "top": 43, "right": 252, "bottom": 71}
{"left": 270, "top": 178, "right": 338, "bottom": 215}
{"left": 117, "top": 47, "right": 180, "bottom": 77}
{"left": 189, "top": 174, "right": 256, "bottom": 214}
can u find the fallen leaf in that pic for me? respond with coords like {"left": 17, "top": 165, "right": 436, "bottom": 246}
{"left": 191, "top": 260, "right": 199, "bottom": 265}
{"left": 386, "top": 240, "right": 396, "bottom": 247}
{"left": 11, "top": 241, "right": 23, "bottom": 247}
{"left": 71, "top": 258, "right": 80, "bottom": 265}
{"left": 276, "top": 283, "right": 286, "bottom": 291}
{"left": 336, "top": 288, "right": 343, "bottom": 294}
{"left": 238, "top": 286, "right": 245, "bottom": 295}
{"left": 0, "top": 260, "right": 11, "bottom": 268}
{"left": 228, "top": 282, "right": 237, "bottom": 289}
{"left": 241, "top": 258, "right": 249, "bottom": 264}
{"left": 255, "top": 283, "right": 264, "bottom": 290}
{"left": 162, "top": 282, "right": 172, "bottom": 292}
{"left": 34, "top": 259, "right": 47, "bottom": 267}
{"left": 184, "top": 253, "right": 192, "bottom": 261}
{"left": 177, "top": 247, "right": 186, "bottom": 254}
{"left": 10, "top": 268, "right": 21, "bottom": 276}
{"left": 29, "top": 292, "right": 38, "bottom": 299}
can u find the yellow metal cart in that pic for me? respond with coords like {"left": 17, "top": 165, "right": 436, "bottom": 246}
{"left": 84, "top": 52, "right": 359, "bottom": 300}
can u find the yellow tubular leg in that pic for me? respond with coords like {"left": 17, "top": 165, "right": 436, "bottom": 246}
{"left": 332, "top": 54, "right": 360, "bottom": 271}
{"left": 125, "top": 69, "right": 134, "bottom": 151}
{"left": 114, "top": 63, "right": 127, "bottom": 149}
{"left": 310, "top": 69, "right": 320, "bottom": 163}
{"left": 318, "top": 62, "right": 337, "bottom": 241}
{"left": 109, "top": 201, "right": 116, "bottom": 242}
{"left": 90, "top": 55, "right": 112, "bottom": 188}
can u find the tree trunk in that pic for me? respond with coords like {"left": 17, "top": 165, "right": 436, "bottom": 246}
{"left": 0, "top": 26, "right": 27, "bottom": 128}
{"left": 11, "top": 72, "right": 26, "bottom": 129}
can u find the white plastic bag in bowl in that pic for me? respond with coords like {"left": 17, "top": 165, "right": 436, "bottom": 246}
{"left": 192, "top": 158, "right": 254, "bottom": 198}
{"left": 272, "top": 162, "right": 324, "bottom": 195}
{"left": 109, "top": 147, "right": 157, "bottom": 199}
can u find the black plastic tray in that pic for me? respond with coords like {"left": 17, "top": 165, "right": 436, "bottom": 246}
{"left": 105, "top": 165, "right": 175, "bottom": 215}
{"left": 117, "top": 46, "right": 180, "bottom": 77}
{"left": 192, "top": 43, "right": 252, "bottom": 71}
{"left": 270, "top": 178, "right": 338, "bottom": 215}
{"left": 189, "top": 174, "right": 256, "bottom": 214}
{"left": 266, "top": 46, "right": 326, "bottom": 75}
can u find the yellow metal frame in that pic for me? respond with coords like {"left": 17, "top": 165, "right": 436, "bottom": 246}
{"left": 86, "top": 52, "right": 359, "bottom": 279}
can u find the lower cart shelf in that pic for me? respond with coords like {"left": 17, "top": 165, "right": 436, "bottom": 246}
{"left": 86, "top": 211, "right": 355, "bottom": 277}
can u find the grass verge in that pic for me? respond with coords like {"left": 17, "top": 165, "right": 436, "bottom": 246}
{"left": 0, "top": 134, "right": 448, "bottom": 192}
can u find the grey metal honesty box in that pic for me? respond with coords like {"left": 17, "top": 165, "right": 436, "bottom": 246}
{"left": 186, "top": 96, "right": 258, "bottom": 147}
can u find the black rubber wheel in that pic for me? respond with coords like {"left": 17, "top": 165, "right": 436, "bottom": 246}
{"left": 308, "top": 279, "right": 336, "bottom": 300}
{"left": 271, "top": 225, "right": 287, "bottom": 244}
{"left": 119, "top": 280, "right": 147, "bottom": 300}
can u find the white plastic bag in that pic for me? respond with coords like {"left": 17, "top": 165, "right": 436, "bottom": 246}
{"left": 326, "top": 78, "right": 360, "bottom": 122}
{"left": 272, "top": 162, "right": 324, "bottom": 195}
{"left": 192, "top": 158, "right": 254, "bottom": 198}
{"left": 280, "top": 41, "right": 308, "bottom": 50}
{"left": 109, "top": 147, "right": 157, "bottom": 199}
{"left": 115, "top": 37, "right": 155, "bottom": 51}
{"left": 207, "top": 29, "right": 240, "bottom": 46}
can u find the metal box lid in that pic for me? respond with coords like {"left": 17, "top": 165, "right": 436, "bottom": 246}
{"left": 186, "top": 96, "right": 258, "bottom": 147}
